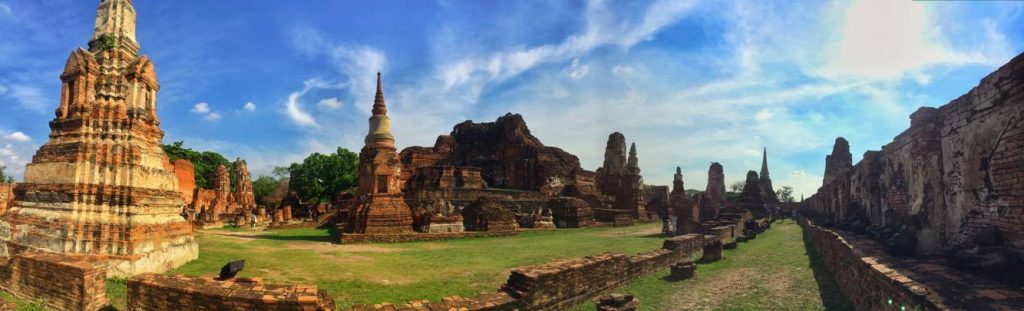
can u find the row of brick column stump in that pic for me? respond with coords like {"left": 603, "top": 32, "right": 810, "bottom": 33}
{"left": 670, "top": 261, "right": 696, "bottom": 280}
{"left": 701, "top": 235, "right": 724, "bottom": 263}
{"left": 595, "top": 293, "right": 639, "bottom": 311}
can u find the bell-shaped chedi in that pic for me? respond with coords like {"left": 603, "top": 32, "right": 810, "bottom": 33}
{"left": 2, "top": 0, "right": 197, "bottom": 277}
{"left": 347, "top": 73, "right": 415, "bottom": 234}
{"left": 759, "top": 148, "right": 778, "bottom": 207}
{"left": 736, "top": 170, "right": 770, "bottom": 218}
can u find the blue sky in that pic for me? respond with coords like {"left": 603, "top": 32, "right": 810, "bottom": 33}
{"left": 0, "top": 0, "right": 1021, "bottom": 198}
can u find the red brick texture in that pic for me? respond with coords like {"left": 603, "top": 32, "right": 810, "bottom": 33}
{"left": 803, "top": 219, "right": 1024, "bottom": 310}
{"left": 127, "top": 274, "right": 336, "bottom": 311}
{"left": 0, "top": 253, "right": 108, "bottom": 311}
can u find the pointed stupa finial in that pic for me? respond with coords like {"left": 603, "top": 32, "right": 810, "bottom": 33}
{"left": 372, "top": 72, "right": 387, "bottom": 116}
{"left": 760, "top": 147, "right": 770, "bottom": 178}
{"left": 365, "top": 73, "right": 395, "bottom": 148}
{"left": 676, "top": 166, "right": 682, "bottom": 175}
{"left": 626, "top": 143, "right": 639, "bottom": 173}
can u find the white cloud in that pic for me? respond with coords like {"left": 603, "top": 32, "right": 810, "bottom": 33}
{"left": 190, "top": 102, "right": 222, "bottom": 121}
{"left": 436, "top": 0, "right": 697, "bottom": 93}
{"left": 282, "top": 78, "right": 345, "bottom": 127}
{"left": 270, "top": 0, "right": 1016, "bottom": 199}
{"left": 191, "top": 102, "right": 211, "bottom": 114}
{"left": 567, "top": 58, "right": 589, "bottom": 79}
{"left": 317, "top": 97, "right": 342, "bottom": 110}
{"left": 243, "top": 102, "right": 256, "bottom": 112}
{"left": 3, "top": 132, "right": 30, "bottom": 142}
{"left": 816, "top": 0, "right": 1008, "bottom": 81}
{"left": 611, "top": 65, "right": 634, "bottom": 76}
{"left": 0, "top": 83, "right": 7, "bottom": 95}
{"left": 9, "top": 85, "right": 49, "bottom": 112}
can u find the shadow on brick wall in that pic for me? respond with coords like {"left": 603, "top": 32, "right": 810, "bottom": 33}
{"left": 802, "top": 226, "right": 854, "bottom": 311}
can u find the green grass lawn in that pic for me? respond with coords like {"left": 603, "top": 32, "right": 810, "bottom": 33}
{"left": 5, "top": 220, "right": 852, "bottom": 310}
{"left": 149, "top": 223, "right": 666, "bottom": 310}
{"left": 573, "top": 220, "right": 852, "bottom": 311}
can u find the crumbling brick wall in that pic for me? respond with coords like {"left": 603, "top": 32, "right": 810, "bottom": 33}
{"left": 0, "top": 253, "right": 108, "bottom": 311}
{"left": 350, "top": 234, "right": 706, "bottom": 311}
{"left": 802, "top": 220, "right": 935, "bottom": 311}
{"left": 127, "top": 274, "right": 336, "bottom": 311}
{"left": 502, "top": 234, "right": 703, "bottom": 310}
{"left": 805, "top": 53, "right": 1024, "bottom": 254}
{"left": 0, "top": 183, "right": 12, "bottom": 215}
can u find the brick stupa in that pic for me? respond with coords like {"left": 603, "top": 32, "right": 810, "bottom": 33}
{"left": 347, "top": 73, "right": 415, "bottom": 234}
{"left": 2, "top": 0, "right": 197, "bottom": 277}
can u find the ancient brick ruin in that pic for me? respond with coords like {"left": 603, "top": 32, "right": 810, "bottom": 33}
{"left": 697, "top": 162, "right": 726, "bottom": 222}
{"left": 128, "top": 274, "right": 336, "bottom": 311}
{"left": 758, "top": 148, "right": 778, "bottom": 210}
{"left": 346, "top": 73, "right": 416, "bottom": 235}
{"left": 803, "top": 53, "right": 1024, "bottom": 309}
{"left": 1, "top": 0, "right": 197, "bottom": 277}
{"left": 350, "top": 233, "right": 710, "bottom": 311}
{"left": 398, "top": 113, "right": 603, "bottom": 231}
{"left": 595, "top": 134, "right": 649, "bottom": 221}
{"left": 0, "top": 183, "right": 11, "bottom": 215}
{"left": 0, "top": 253, "right": 109, "bottom": 311}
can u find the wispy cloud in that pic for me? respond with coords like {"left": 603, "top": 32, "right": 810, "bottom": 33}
{"left": 243, "top": 101, "right": 256, "bottom": 112}
{"left": 317, "top": 97, "right": 342, "bottom": 110}
{"left": 8, "top": 84, "right": 49, "bottom": 113}
{"left": 190, "top": 102, "right": 222, "bottom": 121}
{"left": 191, "top": 102, "right": 211, "bottom": 114}
{"left": 3, "top": 132, "right": 29, "bottom": 142}
{"left": 282, "top": 78, "right": 346, "bottom": 128}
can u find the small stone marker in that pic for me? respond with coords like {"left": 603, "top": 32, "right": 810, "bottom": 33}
{"left": 595, "top": 293, "right": 639, "bottom": 311}
{"left": 671, "top": 261, "right": 696, "bottom": 280}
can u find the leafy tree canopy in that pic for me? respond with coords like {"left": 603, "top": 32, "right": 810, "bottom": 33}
{"left": 286, "top": 147, "right": 359, "bottom": 204}
{"left": 163, "top": 141, "right": 233, "bottom": 189}
{"left": 252, "top": 176, "right": 280, "bottom": 206}
{"left": 776, "top": 186, "right": 795, "bottom": 203}
{"left": 0, "top": 166, "right": 13, "bottom": 183}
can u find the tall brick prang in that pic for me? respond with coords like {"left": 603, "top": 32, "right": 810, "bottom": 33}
{"left": 2, "top": 0, "right": 197, "bottom": 277}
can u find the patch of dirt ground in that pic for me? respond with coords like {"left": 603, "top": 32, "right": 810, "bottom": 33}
{"left": 670, "top": 268, "right": 758, "bottom": 310}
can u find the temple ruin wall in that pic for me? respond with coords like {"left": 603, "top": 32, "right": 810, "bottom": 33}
{"left": 805, "top": 53, "right": 1024, "bottom": 254}
{"left": 0, "top": 253, "right": 108, "bottom": 311}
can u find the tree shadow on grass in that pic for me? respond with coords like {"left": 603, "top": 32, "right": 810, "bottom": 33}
{"left": 802, "top": 226, "right": 854, "bottom": 311}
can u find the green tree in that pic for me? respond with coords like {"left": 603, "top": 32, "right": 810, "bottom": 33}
{"left": 163, "top": 141, "right": 232, "bottom": 189}
{"left": 0, "top": 166, "right": 13, "bottom": 183}
{"left": 729, "top": 181, "right": 744, "bottom": 192}
{"left": 776, "top": 186, "right": 795, "bottom": 203}
{"left": 252, "top": 176, "right": 278, "bottom": 206}
{"left": 286, "top": 147, "right": 359, "bottom": 203}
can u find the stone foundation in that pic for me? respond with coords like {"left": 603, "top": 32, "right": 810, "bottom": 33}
{"left": 670, "top": 261, "right": 695, "bottom": 280}
{"left": 0, "top": 253, "right": 108, "bottom": 311}
{"left": 803, "top": 219, "right": 1024, "bottom": 310}
{"left": 128, "top": 274, "right": 336, "bottom": 311}
{"left": 594, "top": 293, "right": 639, "bottom": 311}
{"left": 501, "top": 234, "right": 704, "bottom": 311}
{"left": 350, "top": 234, "right": 706, "bottom": 311}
